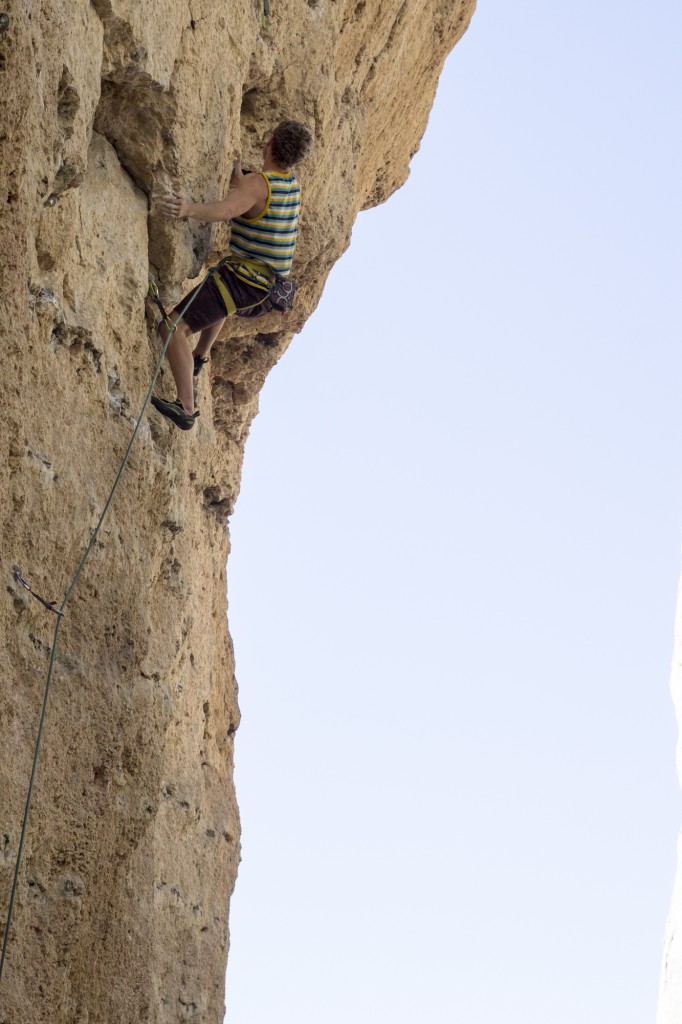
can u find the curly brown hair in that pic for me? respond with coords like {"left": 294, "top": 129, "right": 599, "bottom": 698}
{"left": 271, "top": 120, "right": 313, "bottom": 168}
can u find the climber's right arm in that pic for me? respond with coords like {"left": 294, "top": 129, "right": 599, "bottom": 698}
{"left": 157, "top": 173, "right": 267, "bottom": 223}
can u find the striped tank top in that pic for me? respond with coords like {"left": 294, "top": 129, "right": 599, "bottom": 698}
{"left": 230, "top": 171, "right": 301, "bottom": 278}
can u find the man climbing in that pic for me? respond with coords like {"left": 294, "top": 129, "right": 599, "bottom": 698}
{"left": 152, "top": 119, "right": 313, "bottom": 430}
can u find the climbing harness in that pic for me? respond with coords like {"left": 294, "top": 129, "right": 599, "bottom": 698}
{"left": 209, "top": 255, "right": 277, "bottom": 318}
{"left": 237, "top": 274, "right": 298, "bottom": 319}
{"left": 0, "top": 269, "right": 210, "bottom": 985}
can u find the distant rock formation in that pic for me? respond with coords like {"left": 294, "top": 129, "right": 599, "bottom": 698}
{"left": 0, "top": 2, "right": 475, "bottom": 1020}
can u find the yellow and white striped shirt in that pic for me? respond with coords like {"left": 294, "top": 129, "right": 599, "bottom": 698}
{"left": 230, "top": 171, "right": 301, "bottom": 278}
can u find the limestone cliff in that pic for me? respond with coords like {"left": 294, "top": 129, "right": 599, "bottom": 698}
{"left": 0, "top": 1, "right": 475, "bottom": 1021}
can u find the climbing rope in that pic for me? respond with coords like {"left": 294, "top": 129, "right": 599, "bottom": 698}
{"left": 147, "top": 274, "right": 174, "bottom": 330}
{"left": 0, "top": 269, "right": 210, "bottom": 984}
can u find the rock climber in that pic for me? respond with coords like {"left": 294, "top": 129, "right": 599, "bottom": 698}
{"left": 151, "top": 119, "right": 313, "bottom": 430}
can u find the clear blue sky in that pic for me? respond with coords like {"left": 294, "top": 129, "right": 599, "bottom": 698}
{"left": 225, "top": 3, "right": 682, "bottom": 1021}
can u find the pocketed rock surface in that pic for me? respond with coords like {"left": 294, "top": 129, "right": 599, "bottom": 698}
{"left": 0, "top": 2, "right": 475, "bottom": 1021}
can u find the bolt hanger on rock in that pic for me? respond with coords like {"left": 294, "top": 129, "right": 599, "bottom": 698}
{"left": 12, "top": 568, "right": 63, "bottom": 617}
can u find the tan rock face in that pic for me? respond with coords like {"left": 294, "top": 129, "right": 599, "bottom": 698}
{"left": 0, "top": 2, "right": 475, "bottom": 1021}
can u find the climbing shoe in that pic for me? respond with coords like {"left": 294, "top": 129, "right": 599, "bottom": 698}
{"left": 151, "top": 396, "right": 199, "bottom": 431}
{"left": 193, "top": 353, "right": 209, "bottom": 377}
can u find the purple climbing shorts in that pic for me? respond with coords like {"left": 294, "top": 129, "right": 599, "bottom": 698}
{"left": 173, "top": 263, "right": 267, "bottom": 333}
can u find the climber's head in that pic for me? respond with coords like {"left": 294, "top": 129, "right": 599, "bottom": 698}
{"left": 266, "top": 121, "right": 313, "bottom": 170}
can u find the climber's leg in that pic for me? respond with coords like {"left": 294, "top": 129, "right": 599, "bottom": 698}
{"left": 193, "top": 319, "right": 225, "bottom": 376}
{"left": 151, "top": 266, "right": 267, "bottom": 425}
{"left": 159, "top": 317, "right": 195, "bottom": 415}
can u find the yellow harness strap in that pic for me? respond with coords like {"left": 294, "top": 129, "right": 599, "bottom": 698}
{"left": 211, "top": 270, "right": 237, "bottom": 317}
